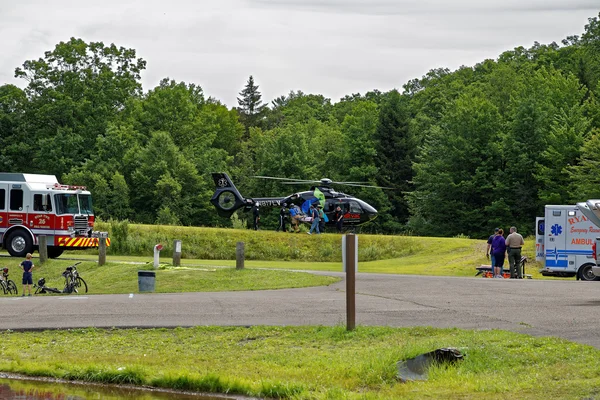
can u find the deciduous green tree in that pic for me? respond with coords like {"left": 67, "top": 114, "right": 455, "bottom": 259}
{"left": 14, "top": 38, "right": 145, "bottom": 176}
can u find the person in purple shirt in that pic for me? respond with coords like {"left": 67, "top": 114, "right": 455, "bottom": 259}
{"left": 486, "top": 228, "right": 499, "bottom": 272}
{"left": 491, "top": 229, "right": 507, "bottom": 278}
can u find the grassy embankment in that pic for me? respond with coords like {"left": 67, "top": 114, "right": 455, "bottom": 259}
{"left": 1, "top": 326, "right": 599, "bottom": 399}
{"left": 89, "top": 221, "right": 544, "bottom": 277}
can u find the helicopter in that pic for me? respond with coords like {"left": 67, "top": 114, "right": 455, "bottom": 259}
{"left": 210, "top": 172, "right": 387, "bottom": 228}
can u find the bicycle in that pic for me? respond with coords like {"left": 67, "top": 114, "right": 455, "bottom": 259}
{"left": 62, "top": 262, "right": 88, "bottom": 294}
{"left": 33, "top": 262, "right": 88, "bottom": 295}
{"left": 0, "top": 267, "right": 18, "bottom": 295}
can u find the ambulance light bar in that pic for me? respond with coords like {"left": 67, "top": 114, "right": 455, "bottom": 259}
{"left": 46, "top": 183, "right": 87, "bottom": 191}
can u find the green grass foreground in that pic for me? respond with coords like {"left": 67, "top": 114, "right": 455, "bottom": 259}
{"left": 5, "top": 259, "right": 338, "bottom": 294}
{"left": 1, "top": 326, "right": 599, "bottom": 399}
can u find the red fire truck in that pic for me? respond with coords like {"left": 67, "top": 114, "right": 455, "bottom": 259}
{"left": 0, "top": 173, "right": 109, "bottom": 258}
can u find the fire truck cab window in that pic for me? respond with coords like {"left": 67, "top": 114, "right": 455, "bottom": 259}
{"left": 349, "top": 201, "right": 362, "bottom": 213}
{"left": 33, "top": 194, "right": 52, "bottom": 212}
{"left": 79, "top": 194, "right": 93, "bottom": 214}
{"left": 0, "top": 189, "right": 4, "bottom": 210}
{"left": 9, "top": 189, "right": 23, "bottom": 211}
{"left": 54, "top": 194, "right": 79, "bottom": 215}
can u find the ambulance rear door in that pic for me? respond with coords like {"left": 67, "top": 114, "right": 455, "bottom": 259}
{"left": 535, "top": 217, "right": 544, "bottom": 262}
{"left": 545, "top": 207, "right": 568, "bottom": 269}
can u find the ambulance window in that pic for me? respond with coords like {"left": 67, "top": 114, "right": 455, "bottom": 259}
{"left": 552, "top": 210, "right": 561, "bottom": 216}
{"left": 537, "top": 220, "right": 545, "bottom": 235}
{"left": 0, "top": 189, "right": 4, "bottom": 210}
{"left": 10, "top": 189, "right": 23, "bottom": 211}
{"left": 33, "top": 194, "right": 52, "bottom": 212}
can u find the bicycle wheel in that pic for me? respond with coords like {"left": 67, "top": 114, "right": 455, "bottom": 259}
{"left": 63, "top": 281, "right": 74, "bottom": 294}
{"left": 7, "top": 280, "right": 17, "bottom": 295}
{"left": 0, "top": 281, "right": 7, "bottom": 295}
{"left": 76, "top": 277, "right": 88, "bottom": 293}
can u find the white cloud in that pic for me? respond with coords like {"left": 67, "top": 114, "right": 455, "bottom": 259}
{"left": 0, "top": 0, "right": 596, "bottom": 107}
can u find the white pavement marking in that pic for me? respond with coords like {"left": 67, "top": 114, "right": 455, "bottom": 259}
{"left": 129, "top": 293, "right": 133, "bottom": 298}
{"left": 58, "top": 297, "right": 89, "bottom": 300}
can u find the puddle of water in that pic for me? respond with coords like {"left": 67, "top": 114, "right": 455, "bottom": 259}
{"left": 0, "top": 378, "right": 237, "bottom": 400}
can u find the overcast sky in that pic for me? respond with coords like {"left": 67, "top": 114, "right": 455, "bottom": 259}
{"left": 0, "top": 0, "right": 597, "bottom": 107}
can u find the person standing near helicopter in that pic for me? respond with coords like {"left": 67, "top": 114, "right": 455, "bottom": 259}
{"left": 335, "top": 206, "right": 345, "bottom": 233}
{"left": 317, "top": 204, "right": 327, "bottom": 233}
{"left": 276, "top": 203, "right": 288, "bottom": 232}
{"left": 252, "top": 203, "right": 260, "bottom": 230}
{"left": 308, "top": 203, "right": 320, "bottom": 235}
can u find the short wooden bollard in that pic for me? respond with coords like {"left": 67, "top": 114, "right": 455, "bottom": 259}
{"left": 98, "top": 237, "right": 107, "bottom": 266}
{"left": 173, "top": 240, "right": 182, "bottom": 267}
{"left": 236, "top": 242, "right": 245, "bottom": 270}
{"left": 343, "top": 233, "right": 357, "bottom": 331}
{"left": 39, "top": 235, "right": 48, "bottom": 264}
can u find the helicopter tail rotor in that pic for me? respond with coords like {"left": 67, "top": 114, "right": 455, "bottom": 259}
{"left": 210, "top": 173, "right": 252, "bottom": 217}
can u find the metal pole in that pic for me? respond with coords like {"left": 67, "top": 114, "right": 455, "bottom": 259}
{"left": 346, "top": 233, "right": 356, "bottom": 331}
{"left": 153, "top": 244, "right": 162, "bottom": 269}
{"left": 173, "top": 240, "right": 182, "bottom": 267}
{"left": 98, "top": 237, "right": 106, "bottom": 266}
{"left": 38, "top": 235, "right": 48, "bottom": 264}
{"left": 236, "top": 242, "right": 245, "bottom": 270}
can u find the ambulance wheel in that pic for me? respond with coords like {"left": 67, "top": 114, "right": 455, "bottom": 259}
{"left": 578, "top": 263, "right": 600, "bottom": 281}
{"left": 47, "top": 247, "right": 64, "bottom": 259}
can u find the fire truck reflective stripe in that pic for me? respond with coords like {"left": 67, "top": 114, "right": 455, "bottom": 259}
{"left": 56, "top": 237, "right": 110, "bottom": 247}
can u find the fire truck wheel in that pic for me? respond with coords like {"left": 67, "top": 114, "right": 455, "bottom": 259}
{"left": 47, "top": 247, "right": 64, "bottom": 259}
{"left": 5, "top": 230, "right": 34, "bottom": 258}
{"left": 578, "top": 263, "right": 600, "bottom": 281}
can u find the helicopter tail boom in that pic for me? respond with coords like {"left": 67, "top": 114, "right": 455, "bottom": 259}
{"left": 210, "top": 173, "right": 251, "bottom": 218}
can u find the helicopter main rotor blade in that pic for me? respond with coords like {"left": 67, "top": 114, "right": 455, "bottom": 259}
{"left": 252, "top": 175, "right": 394, "bottom": 189}
{"left": 251, "top": 175, "right": 317, "bottom": 183}
{"left": 335, "top": 183, "right": 395, "bottom": 189}
{"left": 281, "top": 181, "right": 321, "bottom": 185}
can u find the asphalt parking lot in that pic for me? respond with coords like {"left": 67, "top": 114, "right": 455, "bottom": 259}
{"left": 2, "top": 272, "right": 599, "bottom": 348}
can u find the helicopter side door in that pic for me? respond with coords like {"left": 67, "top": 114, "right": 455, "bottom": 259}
{"left": 345, "top": 200, "right": 362, "bottom": 224}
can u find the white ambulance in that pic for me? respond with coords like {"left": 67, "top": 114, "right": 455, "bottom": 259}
{"left": 575, "top": 200, "right": 600, "bottom": 278}
{"left": 536, "top": 204, "right": 599, "bottom": 281}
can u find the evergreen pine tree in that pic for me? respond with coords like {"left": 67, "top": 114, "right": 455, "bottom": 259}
{"left": 237, "top": 75, "right": 267, "bottom": 135}
{"left": 374, "top": 90, "right": 414, "bottom": 228}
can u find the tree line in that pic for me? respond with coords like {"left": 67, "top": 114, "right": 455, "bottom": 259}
{"left": 1, "top": 14, "right": 600, "bottom": 238}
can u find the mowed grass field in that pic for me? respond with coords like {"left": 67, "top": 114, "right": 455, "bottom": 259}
{"left": 0, "top": 225, "right": 551, "bottom": 295}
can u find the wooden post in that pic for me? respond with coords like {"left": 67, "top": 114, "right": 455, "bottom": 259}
{"left": 98, "top": 237, "right": 107, "bottom": 266}
{"left": 173, "top": 239, "right": 182, "bottom": 266}
{"left": 236, "top": 242, "right": 245, "bottom": 270}
{"left": 38, "top": 235, "right": 48, "bottom": 264}
{"left": 345, "top": 233, "right": 357, "bottom": 331}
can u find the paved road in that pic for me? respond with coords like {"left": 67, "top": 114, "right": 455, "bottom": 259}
{"left": 2, "top": 272, "right": 600, "bottom": 348}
